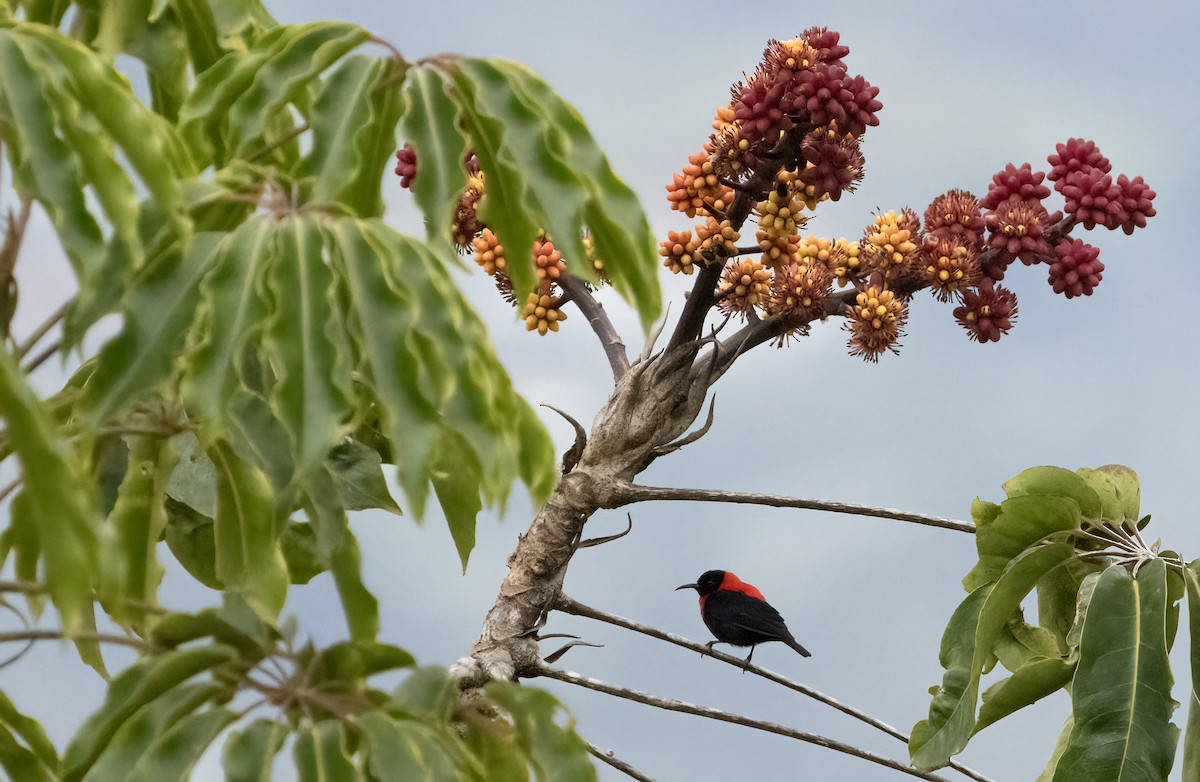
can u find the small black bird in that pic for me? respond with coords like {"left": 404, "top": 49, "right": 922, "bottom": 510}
{"left": 676, "top": 569, "right": 811, "bottom": 662}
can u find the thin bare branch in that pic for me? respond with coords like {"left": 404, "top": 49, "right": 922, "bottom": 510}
{"left": 537, "top": 664, "right": 955, "bottom": 782}
{"left": 0, "top": 476, "right": 22, "bottom": 504}
{"left": 0, "top": 629, "right": 155, "bottom": 651}
{"left": 555, "top": 595, "right": 994, "bottom": 782}
{"left": 21, "top": 339, "right": 61, "bottom": 374}
{"left": 586, "top": 741, "right": 657, "bottom": 782}
{"left": 558, "top": 271, "right": 630, "bottom": 383}
{"left": 651, "top": 395, "right": 716, "bottom": 458}
{"left": 607, "top": 483, "right": 975, "bottom": 533}
{"left": 0, "top": 580, "right": 43, "bottom": 594}
{"left": 15, "top": 300, "right": 68, "bottom": 361}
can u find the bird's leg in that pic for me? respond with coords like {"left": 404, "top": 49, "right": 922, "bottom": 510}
{"left": 742, "top": 645, "right": 756, "bottom": 674}
{"left": 703, "top": 640, "right": 721, "bottom": 659}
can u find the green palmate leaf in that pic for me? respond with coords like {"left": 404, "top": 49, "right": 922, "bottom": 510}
{"left": 228, "top": 390, "right": 295, "bottom": 492}
{"left": 0, "top": 692, "right": 57, "bottom": 773}
{"left": 148, "top": 601, "right": 274, "bottom": 659}
{"left": 327, "top": 438, "right": 402, "bottom": 515}
{"left": 0, "top": 346, "right": 98, "bottom": 635}
{"left": 295, "top": 721, "right": 362, "bottom": 782}
{"left": 964, "top": 494, "right": 1082, "bottom": 591}
{"left": 330, "top": 528, "right": 378, "bottom": 641}
{"left": 390, "top": 667, "right": 456, "bottom": 724}
{"left": 0, "top": 724, "right": 53, "bottom": 782}
{"left": 1039, "top": 558, "right": 1103, "bottom": 651}
{"left": 1075, "top": 465, "right": 1140, "bottom": 524}
{"left": 181, "top": 217, "right": 275, "bottom": 433}
{"left": 487, "top": 681, "right": 597, "bottom": 782}
{"left": 311, "top": 641, "right": 415, "bottom": 687}
{"left": 1180, "top": 560, "right": 1200, "bottom": 779}
{"left": 279, "top": 521, "right": 324, "bottom": 584}
{"left": 975, "top": 656, "right": 1075, "bottom": 734}
{"left": 302, "top": 462, "right": 349, "bottom": 562}
{"left": 171, "top": 0, "right": 222, "bottom": 73}
{"left": 432, "top": 429, "right": 484, "bottom": 570}
{"left": 447, "top": 58, "right": 660, "bottom": 326}
{"left": 263, "top": 216, "right": 354, "bottom": 479}
{"left": 179, "top": 21, "right": 369, "bottom": 167}
{"left": 63, "top": 645, "right": 236, "bottom": 781}
{"left": 301, "top": 55, "right": 407, "bottom": 217}
{"left": 1037, "top": 715, "right": 1076, "bottom": 782}
{"left": 1053, "top": 559, "right": 1179, "bottom": 782}
{"left": 83, "top": 682, "right": 220, "bottom": 782}
{"left": 78, "top": 233, "right": 221, "bottom": 426}
{"left": 127, "top": 9, "right": 189, "bottom": 122}
{"left": 401, "top": 66, "right": 469, "bottom": 255}
{"left": 359, "top": 712, "right": 477, "bottom": 782}
{"left": 92, "top": 0, "right": 152, "bottom": 60}
{"left": 1002, "top": 465, "right": 1102, "bottom": 517}
{"left": 210, "top": 440, "right": 289, "bottom": 621}
{"left": 910, "top": 543, "right": 1076, "bottom": 771}
{"left": 223, "top": 719, "right": 287, "bottom": 782}
{"left": 126, "top": 707, "right": 237, "bottom": 782}
{"left": 1186, "top": 692, "right": 1200, "bottom": 782}
{"left": 100, "top": 434, "right": 179, "bottom": 629}
{"left": 993, "top": 613, "right": 1063, "bottom": 672}
{"left": 163, "top": 496, "right": 221, "bottom": 588}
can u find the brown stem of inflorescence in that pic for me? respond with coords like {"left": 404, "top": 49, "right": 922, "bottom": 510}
{"left": 554, "top": 595, "right": 994, "bottom": 782}
{"left": 536, "top": 663, "right": 958, "bottom": 782}
{"left": 558, "top": 271, "right": 630, "bottom": 383}
{"left": 605, "top": 482, "right": 975, "bottom": 534}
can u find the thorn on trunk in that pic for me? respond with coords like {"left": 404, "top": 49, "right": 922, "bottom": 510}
{"left": 541, "top": 404, "right": 587, "bottom": 474}
{"left": 577, "top": 513, "right": 634, "bottom": 549}
{"left": 543, "top": 639, "right": 604, "bottom": 664}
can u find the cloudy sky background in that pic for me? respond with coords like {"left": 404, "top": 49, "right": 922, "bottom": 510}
{"left": 4, "top": 2, "right": 1199, "bottom": 780}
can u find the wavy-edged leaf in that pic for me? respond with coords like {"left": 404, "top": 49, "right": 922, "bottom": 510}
{"left": 487, "top": 680, "right": 597, "bottom": 782}
{"left": 359, "top": 712, "right": 475, "bottom": 782}
{"left": 181, "top": 217, "right": 274, "bottom": 432}
{"left": 63, "top": 645, "right": 236, "bottom": 781}
{"left": 302, "top": 462, "right": 347, "bottom": 563}
{"left": 432, "top": 429, "right": 482, "bottom": 571}
{"left": 400, "top": 66, "right": 468, "bottom": 254}
{"left": 1002, "top": 466, "right": 1101, "bottom": 518}
{"left": 975, "top": 656, "right": 1075, "bottom": 734}
{"left": 172, "top": 0, "right": 222, "bottom": 73}
{"left": 390, "top": 666, "right": 456, "bottom": 724}
{"left": 83, "top": 682, "right": 220, "bottom": 782}
{"left": 295, "top": 721, "right": 361, "bottom": 782}
{"left": 1183, "top": 561, "right": 1200, "bottom": 780}
{"left": 1037, "top": 715, "right": 1075, "bottom": 782}
{"left": 127, "top": 9, "right": 189, "bottom": 122}
{"left": 210, "top": 440, "right": 288, "bottom": 621}
{"left": 910, "top": 543, "right": 1076, "bottom": 770}
{"left": 149, "top": 602, "right": 273, "bottom": 659}
{"left": 448, "top": 58, "right": 660, "bottom": 326}
{"left": 1052, "top": 559, "right": 1179, "bottom": 781}
{"left": 163, "top": 496, "right": 221, "bottom": 588}
{"left": 126, "top": 706, "right": 236, "bottom": 782}
{"left": 328, "top": 438, "right": 402, "bottom": 515}
{"left": 0, "top": 724, "right": 53, "bottom": 782}
{"left": 78, "top": 233, "right": 222, "bottom": 426}
{"left": 223, "top": 719, "right": 287, "bottom": 782}
{"left": 263, "top": 216, "right": 354, "bottom": 479}
{"left": 1039, "top": 557, "right": 1103, "bottom": 651}
{"left": 302, "top": 55, "right": 407, "bottom": 217}
{"left": 100, "top": 434, "right": 178, "bottom": 629}
{"left": 964, "top": 494, "right": 1081, "bottom": 591}
{"left": 1075, "top": 464, "right": 1140, "bottom": 525}
{"left": 330, "top": 528, "right": 378, "bottom": 641}
{"left": 0, "top": 692, "right": 57, "bottom": 774}
{"left": 0, "top": 347, "right": 98, "bottom": 635}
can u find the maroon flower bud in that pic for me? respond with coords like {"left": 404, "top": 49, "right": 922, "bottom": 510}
{"left": 1048, "top": 239, "right": 1104, "bottom": 298}
{"left": 1115, "top": 174, "right": 1156, "bottom": 234}
{"left": 801, "top": 26, "right": 850, "bottom": 62}
{"left": 954, "top": 281, "right": 1018, "bottom": 343}
{"left": 984, "top": 196, "right": 1053, "bottom": 265}
{"left": 794, "top": 62, "right": 852, "bottom": 130}
{"left": 980, "top": 163, "right": 1051, "bottom": 210}
{"left": 394, "top": 144, "right": 417, "bottom": 189}
{"left": 1060, "top": 169, "right": 1125, "bottom": 230}
{"left": 923, "top": 189, "right": 985, "bottom": 250}
{"left": 732, "top": 70, "right": 794, "bottom": 143}
{"left": 1047, "top": 138, "right": 1110, "bottom": 187}
{"left": 800, "top": 129, "right": 864, "bottom": 201}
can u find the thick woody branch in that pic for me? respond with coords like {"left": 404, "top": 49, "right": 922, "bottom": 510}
{"left": 555, "top": 595, "right": 993, "bottom": 782}
{"left": 606, "top": 483, "right": 975, "bottom": 534}
{"left": 536, "top": 664, "right": 956, "bottom": 782}
{"left": 558, "top": 271, "right": 630, "bottom": 383}
{"left": 585, "top": 741, "right": 657, "bottom": 782}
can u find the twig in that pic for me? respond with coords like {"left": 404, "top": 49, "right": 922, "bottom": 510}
{"left": 585, "top": 741, "right": 656, "bottom": 782}
{"left": 537, "top": 664, "right": 955, "bottom": 782}
{"left": 555, "top": 595, "right": 994, "bottom": 782}
{"left": 20, "top": 339, "right": 61, "bottom": 374}
{"left": 245, "top": 123, "right": 312, "bottom": 164}
{"left": 0, "top": 629, "right": 155, "bottom": 651}
{"left": 0, "top": 580, "right": 42, "bottom": 594}
{"left": 0, "top": 476, "right": 22, "bottom": 504}
{"left": 15, "top": 300, "right": 68, "bottom": 360}
{"left": 558, "top": 271, "right": 630, "bottom": 384}
{"left": 607, "top": 483, "right": 975, "bottom": 534}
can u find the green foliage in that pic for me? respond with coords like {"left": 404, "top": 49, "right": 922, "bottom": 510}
{"left": 914, "top": 465, "right": 1188, "bottom": 781}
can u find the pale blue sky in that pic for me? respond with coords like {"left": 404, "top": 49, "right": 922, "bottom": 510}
{"left": 4, "top": 2, "right": 1198, "bottom": 780}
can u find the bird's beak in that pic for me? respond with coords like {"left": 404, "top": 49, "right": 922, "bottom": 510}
{"left": 675, "top": 583, "right": 698, "bottom": 592}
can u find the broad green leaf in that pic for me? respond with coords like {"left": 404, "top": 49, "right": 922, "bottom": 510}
{"left": 172, "top": 0, "right": 222, "bottom": 73}
{"left": 1185, "top": 692, "right": 1200, "bottom": 782}
{"left": 1053, "top": 559, "right": 1179, "bottom": 782}
{"left": 263, "top": 216, "right": 354, "bottom": 478}
{"left": 312, "top": 641, "right": 416, "bottom": 685}
{"left": 163, "top": 496, "right": 222, "bottom": 589}
{"left": 0, "top": 692, "right": 57, "bottom": 772}
{"left": 223, "top": 719, "right": 287, "bottom": 782}
{"left": 78, "top": 233, "right": 222, "bottom": 426}
{"left": 1075, "top": 465, "right": 1139, "bottom": 524}
{"left": 148, "top": 604, "right": 273, "bottom": 659}
{"left": 432, "top": 430, "right": 483, "bottom": 570}
{"left": 1002, "top": 466, "right": 1100, "bottom": 518}
{"left": 327, "top": 438, "right": 402, "bottom": 515}
{"left": 280, "top": 521, "right": 325, "bottom": 584}
{"left": 126, "top": 707, "right": 236, "bottom": 782}
{"left": 127, "top": 9, "right": 189, "bottom": 122}
{"left": 330, "top": 529, "right": 378, "bottom": 641}
{"left": 359, "top": 712, "right": 473, "bottom": 782}
{"left": 1037, "top": 715, "right": 1075, "bottom": 782}
{"left": 83, "top": 682, "right": 219, "bottom": 782}
{"left": 390, "top": 667, "right": 456, "bottom": 724}
{"left": 181, "top": 218, "right": 274, "bottom": 432}
{"left": 401, "top": 66, "right": 469, "bottom": 254}
{"left": 92, "top": 0, "right": 152, "bottom": 60}
{"left": 975, "top": 656, "right": 1075, "bottom": 733}
{"left": 228, "top": 390, "right": 295, "bottom": 492}
{"left": 302, "top": 463, "right": 348, "bottom": 562}
{"left": 910, "top": 543, "right": 1075, "bottom": 770}
{"left": 1181, "top": 560, "right": 1200, "bottom": 779}
{"left": 487, "top": 681, "right": 598, "bottom": 782}
{"left": 1038, "top": 558, "right": 1102, "bottom": 650}
{"left": 63, "top": 645, "right": 236, "bottom": 781}
{"left": 0, "top": 724, "right": 53, "bottom": 782}
{"left": 964, "top": 495, "right": 1081, "bottom": 591}
{"left": 993, "top": 613, "right": 1063, "bottom": 672}
{"left": 301, "top": 55, "right": 407, "bottom": 217}
{"left": 295, "top": 721, "right": 361, "bottom": 782}
{"left": 0, "top": 346, "right": 98, "bottom": 635}
{"left": 100, "top": 434, "right": 178, "bottom": 628}
{"left": 210, "top": 440, "right": 289, "bottom": 621}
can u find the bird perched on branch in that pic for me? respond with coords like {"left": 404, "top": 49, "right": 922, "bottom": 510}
{"left": 676, "top": 569, "right": 811, "bottom": 663}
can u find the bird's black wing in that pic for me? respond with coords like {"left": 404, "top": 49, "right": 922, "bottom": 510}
{"left": 704, "top": 590, "right": 795, "bottom": 646}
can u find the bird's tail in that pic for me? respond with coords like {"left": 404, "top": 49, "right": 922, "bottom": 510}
{"left": 785, "top": 635, "right": 812, "bottom": 657}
